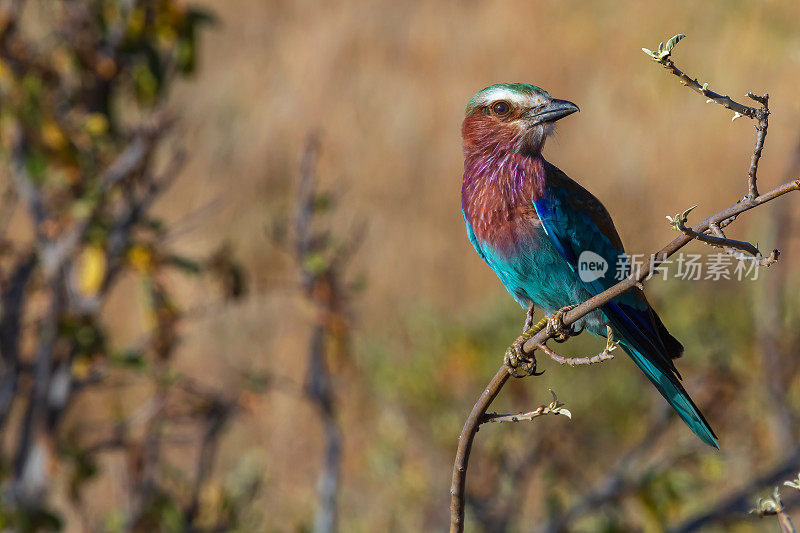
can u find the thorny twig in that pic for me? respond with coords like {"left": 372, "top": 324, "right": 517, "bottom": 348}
{"left": 449, "top": 34, "right": 800, "bottom": 532}
{"left": 537, "top": 342, "right": 615, "bottom": 367}
{"left": 537, "top": 325, "right": 618, "bottom": 367}
{"left": 666, "top": 205, "right": 779, "bottom": 267}
{"left": 642, "top": 34, "right": 765, "bottom": 121}
{"left": 708, "top": 222, "right": 779, "bottom": 265}
{"left": 481, "top": 390, "right": 572, "bottom": 424}
{"left": 651, "top": 35, "right": 776, "bottom": 261}
{"left": 746, "top": 92, "right": 770, "bottom": 199}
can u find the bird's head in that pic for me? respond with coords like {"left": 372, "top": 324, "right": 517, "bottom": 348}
{"left": 462, "top": 83, "right": 579, "bottom": 156}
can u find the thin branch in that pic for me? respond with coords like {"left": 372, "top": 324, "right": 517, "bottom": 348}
{"left": 707, "top": 222, "right": 757, "bottom": 254}
{"left": 450, "top": 366, "right": 511, "bottom": 531}
{"left": 185, "top": 400, "right": 233, "bottom": 525}
{"left": 481, "top": 390, "right": 572, "bottom": 424}
{"left": 0, "top": 184, "right": 18, "bottom": 237}
{"left": 537, "top": 326, "right": 618, "bottom": 367}
{"left": 666, "top": 208, "right": 779, "bottom": 266}
{"left": 14, "top": 272, "right": 64, "bottom": 487}
{"left": 746, "top": 93, "right": 769, "bottom": 198}
{"left": 709, "top": 222, "right": 780, "bottom": 266}
{"left": 481, "top": 408, "right": 565, "bottom": 424}
{"left": 294, "top": 135, "right": 344, "bottom": 533}
{"left": 450, "top": 33, "right": 800, "bottom": 532}
{"left": 537, "top": 342, "right": 615, "bottom": 367}
{"left": 39, "top": 124, "right": 166, "bottom": 279}
{"left": 451, "top": 177, "right": 799, "bottom": 530}
{"left": 666, "top": 206, "right": 759, "bottom": 255}
{"left": 0, "top": 253, "right": 36, "bottom": 429}
{"left": 644, "top": 35, "right": 770, "bottom": 196}
{"left": 8, "top": 128, "right": 46, "bottom": 239}
{"left": 643, "top": 35, "right": 763, "bottom": 120}
{"left": 295, "top": 133, "right": 321, "bottom": 292}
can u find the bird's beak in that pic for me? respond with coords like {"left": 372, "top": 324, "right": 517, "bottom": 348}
{"left": 527, "top": 98, "right": 580, "bottom": 124}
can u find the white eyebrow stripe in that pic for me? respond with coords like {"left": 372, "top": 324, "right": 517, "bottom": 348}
{"left": 475, "top": 87, "right": 549, "bottom": 109}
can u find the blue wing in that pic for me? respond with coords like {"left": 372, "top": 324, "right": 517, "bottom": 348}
{"left": 534, "top": 161, "right": 718, "bottom": 448}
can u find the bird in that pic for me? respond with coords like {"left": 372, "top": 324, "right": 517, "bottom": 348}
{"left": 461, "top": 82, "right": 718, "bottom": 448}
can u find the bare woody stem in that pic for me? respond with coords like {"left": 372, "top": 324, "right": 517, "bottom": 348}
{"left": 450, "top": 367, "right": 511, "bottom": 531}
{"left": 671, "top": 215, "right": 778, "bottom": 266}
{"left": 449, "top": 177, "right": 800, "bottom": 533}
{"left": 481, "top": 405, "right": 569, "bottom": 425}
{"left": 450, "top": 33, "right": 800, "bottom": 532}
{"left": 673, "top": 217, "right": 760, "bottom": 256}
{"left": 650, "top": 41, "right": 769, "bottom": 198}
{"left": 655, "top": 56, "right": 764, "bottom": 120}
{"left": 747, "top": 93, "right": 770, "bottom": 199}
{"left": 537, "top": 342, "right": 615, "bottom": 367}
{"left": 708, "top": 223, "right": 780, "bottom": 266}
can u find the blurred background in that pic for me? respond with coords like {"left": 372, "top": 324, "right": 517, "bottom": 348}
{"left": 1, "top": 0, "right": 800, "bottom": 531}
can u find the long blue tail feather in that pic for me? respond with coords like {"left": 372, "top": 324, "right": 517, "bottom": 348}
{"left": 603, "top": 302, "right": 718, "bottom": 448}
{"left": 619, "top": 343, "right": 718, "bottom": 448}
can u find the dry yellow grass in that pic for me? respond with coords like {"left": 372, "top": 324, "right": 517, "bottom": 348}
{"left": 64, "top": 1, "right": 800, "bottom": 529}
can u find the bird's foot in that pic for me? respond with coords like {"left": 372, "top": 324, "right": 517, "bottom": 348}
{"left": 504, "top": 315, "right": 549, "bottom": 378}
{"left": 546, "top": 305, "right": 582, "bottom": 343}
{"left": 523, "top": 304, "right": 536, "bottom": 333}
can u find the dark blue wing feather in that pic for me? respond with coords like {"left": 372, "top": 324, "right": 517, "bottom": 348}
{"left": 533, "top": 162, "right": 717, "bottom": 448}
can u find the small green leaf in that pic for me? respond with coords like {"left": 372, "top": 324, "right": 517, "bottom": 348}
{"left": 664, "top": 34, "right": 686, "bottom": 53}
{"left": 110, "top": 350, "right": 146, "bottom": 370}
{"left": 666, "top": 205, "right": 697, "bottom": 231}
{"left": 643, "top": 34, "right": 686, "bottom": 61}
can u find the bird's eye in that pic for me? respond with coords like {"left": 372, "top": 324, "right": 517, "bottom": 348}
{"left": 491, "top": 101, "right": 511, "bottom": 117}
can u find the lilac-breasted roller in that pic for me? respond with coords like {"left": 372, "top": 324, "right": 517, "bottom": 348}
{"left": 461, "top": 83, "right": 717, "bottom": 448}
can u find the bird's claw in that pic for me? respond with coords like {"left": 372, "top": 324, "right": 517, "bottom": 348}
{"left": 504, "top": 341, "right": 541, "bottom": 378}
{"left": 546, "top": 305, "right": 580, "bottom": 342}
{"left": 504, "top": 316, "right": 548, "bottom": 378}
